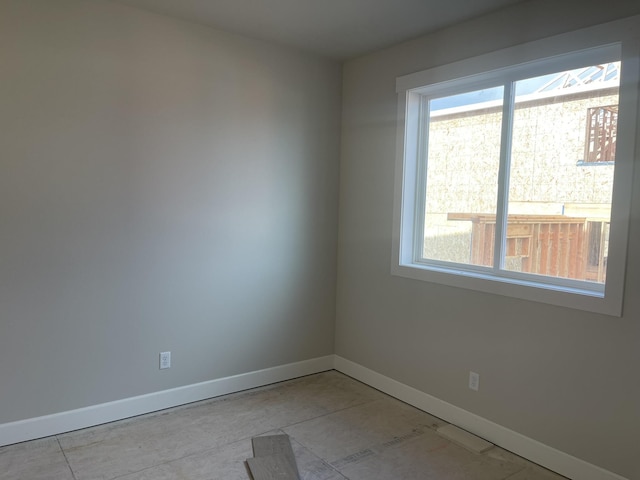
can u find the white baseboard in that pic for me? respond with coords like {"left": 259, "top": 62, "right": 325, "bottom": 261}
{"left": 1, "top": 354, "right": 628, "bottom": 480}
{"left": 0, "top": 355, "right": 334, "bottom": 448}
{"left": 334, "top": 355, "right": 628, "bottom": 480}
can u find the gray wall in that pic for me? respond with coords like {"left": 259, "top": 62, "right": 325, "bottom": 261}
{"left": 0, "top": 0, "right": 341, "bottom": 423}
{"left": 336, "top": 1, "right": 640, "bottom": 479}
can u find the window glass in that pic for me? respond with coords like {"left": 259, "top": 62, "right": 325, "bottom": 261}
{"left": 505, "top": 65, "right": 619, "bottom": 282}
{"left": 423, "top": 87, "right": 503, "bottom": 265}
{"left": 585, "top": 105, "right": 618, "bottom": 163}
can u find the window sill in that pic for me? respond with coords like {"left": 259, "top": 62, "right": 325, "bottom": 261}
{"left": 391, "top": 262, "right": 621, "bottom": 316}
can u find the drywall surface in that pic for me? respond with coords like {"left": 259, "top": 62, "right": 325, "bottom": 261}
{"left": 0, "top": 0, "right": 340, "bottom": 423}
{"left": 336, "top": 1, "right": 640, "bottom": 478}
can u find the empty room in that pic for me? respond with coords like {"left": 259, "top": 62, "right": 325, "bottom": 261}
{"left": 1, "top": 1, "right": 639, "bottom": 479}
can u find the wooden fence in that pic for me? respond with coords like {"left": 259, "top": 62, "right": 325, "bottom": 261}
{"left": 447, "top": 213, "right": 608, "bottom": 282}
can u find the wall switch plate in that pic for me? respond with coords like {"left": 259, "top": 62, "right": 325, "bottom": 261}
{"left": 469, "top": 371, "right": 479, "bottom": 391}
{"left": 160, "top": 351, "right": 171, "bottom": 369}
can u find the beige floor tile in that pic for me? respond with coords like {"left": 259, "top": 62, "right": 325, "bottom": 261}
{"left": 116, "top": 431, "right": 348, "bottom": 480}
{"left": 59, "top": 415, "right": 255, "bottom": 478}
{"left": 0, "top": 437, "right": 74, "bottom": 480}
{"left": 283, "top": 396, "right": 527, "bottom": 480}
{"left": 486, "top": 448, "right": 568, "bottom": 479}
{"left": 0, "top": 373, "right": 568, "bottom": 480}
{"left": 284, "top": 433, "right": 348, "bottom": 480}
{"left": 283, "top": 397, "right": 446, "bottom": 465}
{"left": 263, "top": 371, "right": 388, "bottom": 412}
{"left": 504, "top": 466, "right": 568, "bottom": 480}
{"left": 339, "top": 434, "right": 523, "bottom": 480}
{"left": 113, "top": 438, "right": 253, "bottom": 480}
{"left": 59, "top": 371, "right": 378, "bottom": 480}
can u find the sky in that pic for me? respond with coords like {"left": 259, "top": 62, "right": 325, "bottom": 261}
{"left": 430, "top": 63, "right": 618, "bottom": 111}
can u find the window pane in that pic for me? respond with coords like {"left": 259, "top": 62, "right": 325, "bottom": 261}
{"left": 422, "top": 86, "right": 503, "bottom": 265}
{"left": 505, "top": 62, "right": 619, "bottom": 283}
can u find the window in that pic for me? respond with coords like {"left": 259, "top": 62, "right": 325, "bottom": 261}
{"left": 585, "top": 105, "right": 618, "bottom": 163}
{"left": 392, "top": 18, "right": 639, "bottom": 316}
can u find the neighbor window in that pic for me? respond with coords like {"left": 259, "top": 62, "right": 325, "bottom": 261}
{"left": 392, "top": 18, "right": 639, "bottom": 316}
{"left": 584, "top": 105, "right": 618, "bottom": 163}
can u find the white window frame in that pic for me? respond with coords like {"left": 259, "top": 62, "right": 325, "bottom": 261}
{"left": 391, "top": 16, "right": 640, "bottom": 316}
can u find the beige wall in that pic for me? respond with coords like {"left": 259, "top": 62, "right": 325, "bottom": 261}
{"left": 336, "top": 1, "right": 640, "bottom": 478}
{"left": 0, "top": 0, "right": 341, "bottom": 423}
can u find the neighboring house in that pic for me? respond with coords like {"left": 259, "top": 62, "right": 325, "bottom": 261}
{"left": 423, "top": 62, "right": 619, "bottom": 282}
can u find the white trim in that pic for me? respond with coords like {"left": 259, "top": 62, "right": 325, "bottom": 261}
{"left": 334, "top": 356, "right": 629, "bottom": 480}
{"left": 395, "top": 17, "right": 639, "bottom": 93}
{"left": 0, "top": 355, "right": 334, "bottom": 447}
{"left": 1, "top": 354, "right": 630, "bottom": 480}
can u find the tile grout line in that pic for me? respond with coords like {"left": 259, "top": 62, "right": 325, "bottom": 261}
{"left": 330, "top": 424, "right": 444, "bottom": 471}
{"left": 494, "top": 454, "right": 530, "bottom": 480}
{"left": 502, "top": 466, "right": 528, "bottom": 480}
{"left": 56, "top": 436, "right": 78, "bottom": 480}
{"left": 101, "top": 437, "right": 250, "bottom": 480}
{"left": 273, "top": 398, "right": 381, "bottom": 432}
{"left": 108, "top": 461, "right": 172, "bottom": 480}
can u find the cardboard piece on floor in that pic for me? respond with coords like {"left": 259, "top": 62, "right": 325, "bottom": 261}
{"left": 246, "top": 454, "right": 299, "bottom": 480}
{"left": 437, "top": 424, "right": 494, "bottom": 453}
{"left": 248, "top": 434, "right": 300, "bottom": 480}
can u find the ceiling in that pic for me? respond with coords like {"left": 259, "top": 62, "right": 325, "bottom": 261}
{"left": 112, "top": 0, "right": 529, "bottom": 60}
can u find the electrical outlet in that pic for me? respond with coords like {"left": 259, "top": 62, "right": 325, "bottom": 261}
{"left": 469, "top": 371, "right": 480, "bottom": 391}
{"left": 159, "top": 351, "right": 171, "bottom": 370}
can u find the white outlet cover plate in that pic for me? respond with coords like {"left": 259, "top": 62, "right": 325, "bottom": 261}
{"left": 160, "top": 352, "right": 171, "bottom": 369}
{"left": 469, "top": 371, "right": 479, "bottom": 391}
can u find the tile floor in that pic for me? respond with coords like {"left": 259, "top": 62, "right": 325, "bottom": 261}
{"left": 0, "top": 371, "right": 567, "bottom": 480}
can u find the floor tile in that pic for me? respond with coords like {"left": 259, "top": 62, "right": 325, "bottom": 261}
{"left": 283, "top": 396, "right": 445, "bottom": 464}
{"left": 283, "top": 396, "right": 526, "bottom": 480}
{"left": 117, "top": 431, "right": 348, "bottom": 480}
{"left": 59, "top": 371, "right": 379, "bottom": 480}
{"left": 0, "top": 372, "right": 568, "bottom": 480}
{"left": 59, "top": 408, "right": 258, "bottom": 478}
{"left": 487, "top": 448, "right": 568, "bottom": 479}
{"left": 282, "top": 433, "right": 348, "bottom": 480}
{"left": 337, "top": 433, "right": 523, "bottom": 480}
{"left": 0, "top": 437, "right": 74, "bottom": 480}
{"left": 113, "top": 438, "right": 253, "bottom": 480}
{"left": 252, "top": 372, "right": 389, "bottom": 421}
